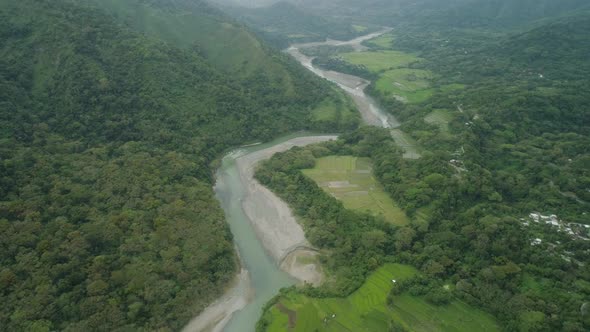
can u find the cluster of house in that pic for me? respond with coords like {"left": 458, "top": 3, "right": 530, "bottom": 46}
{"left": 524, "top": 212, "right": 590, "bottom": 241}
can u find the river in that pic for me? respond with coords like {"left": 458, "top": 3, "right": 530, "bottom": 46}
{"left": 287, "top": 29, "right": 421, "bottom": 159}
{"left": 182, "top": 134, "right": 335, "bottom": 332}
{"left": 184, "top": 29, "right": 408, "bottom": 332}
{"left": 287, "top": 28, "right": 400, "bottom": 129}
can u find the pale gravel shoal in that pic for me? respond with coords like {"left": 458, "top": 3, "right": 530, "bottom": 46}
{"left": 181, "top": 268, "right": 251, "bottom": 332}
{"left": 237, "top": 136, "right": 337, "bottom": 263}
{"left": 183, "top": 135, "right": 336, "bottom": 332}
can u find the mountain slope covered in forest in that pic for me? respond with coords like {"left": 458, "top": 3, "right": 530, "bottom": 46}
{"left": 220, "top": 1, "right": 374, "bottom": 47}
{"left": 286, "top": 0, "right": 590, "bottom": 29}
{"left": 0, "top": 0, "right": 355, "bottom": 330}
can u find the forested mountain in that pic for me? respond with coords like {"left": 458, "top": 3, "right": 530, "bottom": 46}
{"left": 286, "top": 0, "right": 590, "bottom": 28}
{"left": 210, "top": 0, "right": 590, "bottom": 47}
{"left": 220, "top": 1, "right": 372, "bottom": 47}
{"left": 0, "top": 0, "right": 354, "bottom": 330}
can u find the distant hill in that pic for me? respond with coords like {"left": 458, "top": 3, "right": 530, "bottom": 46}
{"left": 85, "top": 0, "right": 307, "bottom": 91}
{"left": 235, "top": 0, "right": 590, "bottom": 30}
{"left": 217, "top": 1, "right": 377, "bottom": 47}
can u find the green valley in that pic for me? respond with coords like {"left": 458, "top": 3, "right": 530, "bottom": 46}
{"left": 245, "top": 1, "right": 590, "bottom": 332}
{"left": 259, "top": 264, "right": 500, "bottom": 332}
{"left": 2, "top": 0, "right": 590, "bottom": 331}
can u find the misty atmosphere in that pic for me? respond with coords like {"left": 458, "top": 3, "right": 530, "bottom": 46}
{"left": 0, "top": 0, "right": 589, "bottom": 331}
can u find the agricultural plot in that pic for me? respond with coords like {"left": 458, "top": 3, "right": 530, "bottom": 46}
{"left": 425, "top": 109, "right": 453, "bottom": 134}
{"left": 364, "top": 33, "right": 395, "bottom": 49}
{"left": 390, "top": 294, "right": 501, "bottom": 332}
{"left": 340, "top": 51, "right": 420, "bottom": 73}
{"left": 262, "top": 264, "right": 501, "bottom": 332}
{"left": 439, "top": 83, "right": 465, "bottom": 93}
{"left": 310, "top": 97, "right": 357, "bottom": 123}
{"left": 309, "top": 88, "right": 359, "bottom": 130}
{"left": 390, "top": 129, "right": 421, "bottom": 159}
{"left": 302, "top": 156, "right": 408, "bottom": 225}
{"left": 375, "top": 68, "right": 434, "bottom": 104}
{"left": 352, "top": 24, "right": 368, "bottom": 33}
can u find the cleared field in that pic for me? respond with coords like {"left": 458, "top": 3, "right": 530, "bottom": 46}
{"left": 439, "top": 83, "right": 465, "bottom": 93}
{"left": 303, "top": 156, "right": 408, "bottom": 225}
{"left": 340, "top": 51, "right": 420, "bottom": 73}
{"left": 310, "top": 99, "right": 350, "bottom": 121}
{"left": 310, "top": 89, "right": 359, "bottom": 129}
{"left": 390, "top": 294, "right": 501, "bottom": 332}
{"left": 262, "top": 264, "right": 501, "bottom": 332}
{"left": 365, "top": 33, "right": 395, "bottom": 49}
{"left": 376, "top": 68, "right": 434, "bottom": 104}
{"left": 425, "top": 109, "right": 453, "bottom": 134}
{"left": 390, "top": 129, "right": 421, "bottom": 159}
{"left": 352, "top": 24, "right": 368, "bottom": 32}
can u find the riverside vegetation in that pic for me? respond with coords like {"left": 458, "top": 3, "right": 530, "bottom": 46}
{"left": 238, "top": 1, "right": 590, "bottom": 331}
{"left": 0, "top": 0, "right": 358, "bottom": 330}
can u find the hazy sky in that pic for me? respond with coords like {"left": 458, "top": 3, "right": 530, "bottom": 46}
{"left": 209, "top": 0, "right": 280, "bottom": 8}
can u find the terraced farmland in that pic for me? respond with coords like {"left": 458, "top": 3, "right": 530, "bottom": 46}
{"left": 261, "top": 264, "right": 501, "bottom": 332}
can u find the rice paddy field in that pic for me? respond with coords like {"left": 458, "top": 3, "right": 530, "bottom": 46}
{"left": 261, "top": 264, "right": 501, "bottom": 332}
{"left": 302, "top": 156, "right": 409, "bottom": 225}
{"left": 335, "top": 34, "right": 467, "bottom": 105}
{"left": 336, "top": 49, "right": 438, "bottom": 104}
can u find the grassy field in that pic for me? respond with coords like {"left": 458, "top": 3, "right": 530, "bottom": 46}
{"left": 375, "top": 68, "right": 434, "bottom": 104}
{"left": 310, "top": 98, "right": 356, "bottom": 123}
{"left": 303, "top": 156, "right": 408, "bottom": 225}
{"left": 309, "top": 90, "right": 359, "bottom": 129}
{"left": 262, "top": 264, "right": 501, "bottom": 332}
{"left": 425, "top": 109, "right": 453, "bottom": 134}
{"left": 390, "top": 129, "right": 421, "bottom": 159}
{"left": 340, "top": 51, "right": 420, "bottom": 73}
{"left": 352, "top": 24, "right": 368, "bottom": 33}
{"left": 364, "top": 33, "right": 395, "bottom": 49}
{"left": 439, "top": 83, "right": 466, "bottom": 93}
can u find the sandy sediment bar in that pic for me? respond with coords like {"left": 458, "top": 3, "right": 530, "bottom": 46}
{"left": 236, "top": 136, "right": 337, "bottom": 264}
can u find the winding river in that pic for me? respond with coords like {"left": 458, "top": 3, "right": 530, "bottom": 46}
{"left": 287, "top": 28, "right": 400, "bottom": 129}
{"left": 184, "top": 29, "right": 409, "bottom": 332}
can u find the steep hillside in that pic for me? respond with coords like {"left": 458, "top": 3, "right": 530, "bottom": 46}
{"left": 0, "top": 0, "right": 355, "bottom": 330}
{"left": 87, "top": 0, "right": 312, "bottom": 93}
